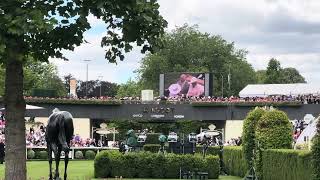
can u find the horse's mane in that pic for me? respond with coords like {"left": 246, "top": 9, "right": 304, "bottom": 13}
{"left": 50, "top": 108, "right": 73, "bottom": 120}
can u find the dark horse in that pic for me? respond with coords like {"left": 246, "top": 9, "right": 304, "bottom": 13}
{"left": 46, "top": 108, "right": 74, "bottom": 180}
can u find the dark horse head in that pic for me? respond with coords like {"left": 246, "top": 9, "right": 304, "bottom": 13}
{"left": 46, "top": 108, "right": 74, "bottom": 180}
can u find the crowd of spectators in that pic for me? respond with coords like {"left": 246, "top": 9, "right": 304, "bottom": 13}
{"left": 0, "top": 112, "right": 5, "bottom": 144}
{"left": 224, "top": 137, "right": 242, "bottom": 146}
{"left": 292, "top": 119, "right": 307, "bottom": 143}
{"left": 24, "top": 94, "right": 320, "bottom": 104}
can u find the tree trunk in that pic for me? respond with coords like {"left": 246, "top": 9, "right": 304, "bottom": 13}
{"left": 4, "top": 58, "right": 26, "bottom": 180}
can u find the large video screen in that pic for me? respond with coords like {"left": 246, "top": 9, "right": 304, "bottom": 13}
{"left": 164, "top": 73, "right": 205, "bottom": 97}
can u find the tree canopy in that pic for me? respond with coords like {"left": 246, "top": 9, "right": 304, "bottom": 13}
{"left": 116, "top": 78, "right": 142, "bottom": 98}
{"left": 137, "top": 24, "right": 257, "bottom": 96}
{"left": 0, "top": 0, "right": 167, "bottom": 179}
{"left": 76, "top": 79, "right": 119, "bottom": 97}
{"left": 0, "top": 62, "right": 66, "bottom": 96}
{"left": 264, "top": 59, "right": 305, "bottom": 84}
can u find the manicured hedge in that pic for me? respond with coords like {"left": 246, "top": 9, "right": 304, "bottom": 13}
{"left": 262, "top": 149, "right": 313, "bottom": 180}
{"left": 145, "top": 133, "right": 162, "bottom": 144}
{"left": 35, "top": 150, "right": 48, "bottom": 159}
{"left": 223, "top": 146, "right": 314, "bottom": 180}
{"left": 143, "top": 144, "right": 168, "bottom": 153}
{"left": 94, "top": 151, "right": 220, "bottom": 179}
{"left": 85, "top": 150, "right": 96, "bottom": 160}
{"left": 195, "top": 146, "right": 220, "bottom": 155}
{"left": 256, "top": 110, "right": 293, "bottom": 149}
{"left": 75, "top": 151, "right": 84, "bottom": 159}
{"left": 223, "top": 146, "right": 247, "bottom": 177}
{"left": 242, "top": 108, "right": 266, "bottom": 168}
{"left": 143, "top": 144, "right": 220, "bottom": 155}
{"left": 312, "top": 119, "right": 320, "bottom": 180}
{"left": 27, "top": 150, "right": 36, "bottom": 159}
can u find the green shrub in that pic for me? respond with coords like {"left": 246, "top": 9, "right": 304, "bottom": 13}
{"left": 223, "top": 146, "right": 247, "bottom": 177}
{"left": 312, "top": 119, "right": 320, "bottom": 180}
{"left": 165, "top": 153, "right": 181, "bottom": 178}
{"left": 94, "top": 150, "right": 120, "bottom": 177}
{"left": 145, "top": 133, "right": 161, "bottom": 144}
{"left": 35, "top": 150, "right": 48, "bottom": 160}
{"left": 75, "top": 151, "right": 84, "bottom": 159}
{"left": 222, "top": 147, "right": 314, "bottom": 180}
{"left": 94, "top": 152, "right": 220, "bottom": 178}
{"left": 262, "top": 149, "right": 313, "bottom": 180}
{"left": 195, "top": 146, "right": 220, "bottom": 155}
{"left": 27, "top": 149, "right": 35, "bottom": 159}
{"left": 136, "top": 152, "right": 153, "bottom": 178}
{"left": 143, "top": 144, "right": 168, "bottom": 153}
{"left": 85, "top": 150, "right": 96, "bottom": 160}
{"left": 242, "top": 108, "right": 266, "bottom": 168}
{"left": 205, "top": 155, "right": 220, "bottom": 179}
{"left": 150, "top": 154, "right": 166, "bottom": 178}
{"left": 256, "top": 110, "right": 293, "bottom": 149}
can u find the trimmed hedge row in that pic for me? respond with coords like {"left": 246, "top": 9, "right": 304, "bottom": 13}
{"left": 94, "top": 151, "right": 220, "bottom": 179}
{"left": 143, "top": 144, "right": 220, "bottom": 155}
{"left": 223, "top": 146, "right": 247, "bottom": 177}
{"left": 26, "top": 149, "right": 96, "bottom": 160}
{"left": 262, "top": 149, "right": 313, "bottom": 180}
{"left": 223, "top": 146, "right": 313, "bottom": 180}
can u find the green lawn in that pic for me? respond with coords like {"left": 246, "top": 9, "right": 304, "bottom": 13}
{"left": 0, "top": 161, "right": 241, "bottom": 180}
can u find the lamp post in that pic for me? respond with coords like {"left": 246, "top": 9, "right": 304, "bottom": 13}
{"left": 98, "top": 75, "right": 103, "bottom": 97}
{"left": 221, "top": 74, "right": 224, "bottom": 97}
{"left": 84, "top": 60, "right": 91, "bottom": 97}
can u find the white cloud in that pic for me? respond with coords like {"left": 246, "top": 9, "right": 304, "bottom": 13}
{"left": 51, "top": 0, "right": 320, "bottom": 85}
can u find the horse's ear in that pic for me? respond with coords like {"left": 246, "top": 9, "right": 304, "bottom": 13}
{"left": 52, "top": 108, "right": 60, "bottom": 113}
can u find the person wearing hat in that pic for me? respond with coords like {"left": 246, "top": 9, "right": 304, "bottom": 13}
{"left": 187, "top": 77, "right": 204, "bottom": 97}
{"left": 168, "top": 84, "right": 182, "bottom": 97}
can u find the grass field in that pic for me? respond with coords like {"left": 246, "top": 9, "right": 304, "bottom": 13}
{"left": 0, "top": 161, "right": 241, "bottom": 180}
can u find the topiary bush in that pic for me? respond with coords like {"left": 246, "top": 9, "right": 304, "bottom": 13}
{"left": 242, "top": 107, "right": 266, "bottom": 168}
{"left": 85, "top": 150, "right": 96, "bottom": 160}
{"left": 75, "top": 151, "right": 84, "bottom": 159}
{"left": 35, "top": 150, "right": 48, "bottom": 160}
{"left": 94, "top": 151, "right": 220, "bottom": 179}
{"left": 27, "top": 149, "right": 35, "bottom": 159}
{"left": 312, "top": 119, "right": 320, "bottom": 180}
{"left": 256, "top": 110, "right": 293, "bottom": 149}
{"left": 94, "top": 150, "right": 119, "bottom": 178}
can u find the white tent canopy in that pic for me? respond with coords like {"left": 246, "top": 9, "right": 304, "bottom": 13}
{"left": 239, "top": 83, "right": 320, "bottom": 97}
{"left": 0, "top": 104, "right": 44, "bottom": 110}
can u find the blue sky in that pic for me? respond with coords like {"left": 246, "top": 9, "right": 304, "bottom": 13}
{"left": 51, "top": 0, "right": 320, "bottom": 84}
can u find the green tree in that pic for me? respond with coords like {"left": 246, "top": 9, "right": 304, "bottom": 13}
{"left": 264, "top": 58, "right": 305, "bottom": 84}
{"left": 0, "top": 62, "right": 66, "bottom": 96}
{"left": 265, "top": 58, "right": 282, "bottom": 84}
{"left": 256, "top": 70, "right": 266, "bottom": 84}
{"left": 279, "top": 67, "right": 306, "bottom": 83}
{"left": 117, "top": 79, "right": 143, "bottom": 98}
{"left": 137, "top": 24, "right": 256, "bottom": 96}
{"left": 24, "top": 61, "right": 67, "bottom": 96}
{"left": 0, "top": 1, "right": 166, "bottom": 179}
